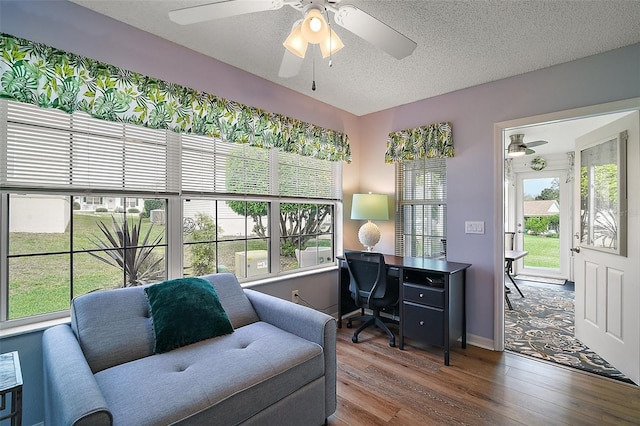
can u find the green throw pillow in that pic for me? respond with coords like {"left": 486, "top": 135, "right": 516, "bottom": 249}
{"left": 145, "top": 277, "right": 234, "bottom": 353}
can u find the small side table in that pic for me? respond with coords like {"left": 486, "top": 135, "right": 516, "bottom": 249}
{"left": 0, "top": 351, "right": 22, "bottom": 426}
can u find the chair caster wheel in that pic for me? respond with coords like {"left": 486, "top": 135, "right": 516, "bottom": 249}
{"left": 346, "top": 322, "right": 352, "bottom": 329}
{"left": 389, "top": 341, "right": 395, "bottom": 347}
{"left": 352, "top": 335, "right": 358, "bottom": 343}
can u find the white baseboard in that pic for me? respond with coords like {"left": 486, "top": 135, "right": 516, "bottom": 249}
{"left": 466, "top": 333, "right": 496, "bottom": 351}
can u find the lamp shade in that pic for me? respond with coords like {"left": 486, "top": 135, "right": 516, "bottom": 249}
{"left": 283, "top": 22, "right": 308, "bottom": 58}
{"left": 351, "top": 193, "right": 389, "bottom": 221}
{"left": 319, "top": 27, "right": 344, "bottom": 58}
{"left": 301, "top": 9, "right": 329, "bottom": 44}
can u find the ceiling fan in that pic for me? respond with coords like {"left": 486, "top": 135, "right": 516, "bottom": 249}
{"left": 506, "top": 133, "right": 548, "bottom": 157}
{"left": 168, "top": 0, "right": 417, "bottom": 79}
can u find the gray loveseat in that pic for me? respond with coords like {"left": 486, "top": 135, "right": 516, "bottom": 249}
{"left": 42, "top": 273, "right": 337, "bottom": 425}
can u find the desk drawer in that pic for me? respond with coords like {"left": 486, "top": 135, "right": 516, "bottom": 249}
{"left": 402, "top": 301, "right": 444, "bottom": 346}
{"left": 403, "top": 283, "right": 445, "bottom": 308}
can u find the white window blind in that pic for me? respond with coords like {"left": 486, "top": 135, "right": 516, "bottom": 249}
{"left": 1, "top": 100, "right": 168, "bottom": 193}
{"left": 278, "top": 151, "right": 341, "bottom": 199}
{"left": 182, "top": 134, "right": 341, "bottom": 200}
{"left": 1, "top": 99, "right": 342, "bottom": 200}
{"left": 395, "top": 158, "right": 447, "bottom": 258}
{"left": 181, "top": 133, "right": 270, "bottom": 195}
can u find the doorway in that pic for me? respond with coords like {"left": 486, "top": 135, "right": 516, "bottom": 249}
{"left": 512, "top": 170, "right": 571, "bottom": 281}
{"left": 496, "top": 99, "right": 640, "bottom": 384}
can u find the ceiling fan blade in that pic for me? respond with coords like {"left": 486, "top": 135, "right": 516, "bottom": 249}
{"left": 332, "top": 5, "right": 417, "bottom": 59}
{"left": 169, "top": 0, "right": 284, "bottom": 25}
{"left": 525, "top": 140, "right": 548, "bottom": 148}
{"left": 278, "top": 49, "right": 304, "bottom": 78}
{"left": 525, "top": 148, "right": 536, "bottom": 155}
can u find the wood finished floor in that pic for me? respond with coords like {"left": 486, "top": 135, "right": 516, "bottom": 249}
{"left": 327, "top": 325, "right": 640, "bottom": 425}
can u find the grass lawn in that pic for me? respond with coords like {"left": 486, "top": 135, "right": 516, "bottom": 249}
{"left": 8, "top": 213, "right": 324, "bottom": 320}
{"left": 523, "top": 234, "right": 560, "bottom": 269}
{"left": 8, "top": 213, "right": 166, "bottom": 320}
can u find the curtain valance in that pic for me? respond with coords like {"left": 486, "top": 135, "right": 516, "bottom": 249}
{"left": 0, "top": 33, "right": 351, "bottom": 162}
{"left": 385, "top": 122, "right": 453, "bottom": 163}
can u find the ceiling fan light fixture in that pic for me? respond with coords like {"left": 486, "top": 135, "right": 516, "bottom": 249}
{"left": 283, "top": 22, "right": 308, "bottom": 58}
{"left": 507, "top": 143, "right": 526, "bottom": 157}
{"left": 320, "top": 27, "right": 344, "bottom": 58}
{"left": 301, "top": 8, "right": 329, "bottom": 44}
{"left": 507, "top": 133, "right": 526, "bottom": 157}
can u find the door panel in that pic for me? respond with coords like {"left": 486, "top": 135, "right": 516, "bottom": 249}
{"left": 583, "top": 261, "right": 598, "bottom": 324}
{"left": 606, "top": 268, "right": 623, "bottom": 340}
{"left": 573, "top": 110, "right": 639, "bottom": 384}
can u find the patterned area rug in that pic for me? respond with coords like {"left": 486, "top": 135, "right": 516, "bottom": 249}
{"left": 505, "top": 283, "right": 635, "bottom": 384}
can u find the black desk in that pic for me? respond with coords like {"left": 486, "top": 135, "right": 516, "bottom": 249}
{"left": 338, "top": 254, "right": 471, "bottom": 365}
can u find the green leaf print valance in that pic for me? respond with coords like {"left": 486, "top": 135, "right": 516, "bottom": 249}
{"left": 0, "top": 33, "right": 351, "bottom": 162}
{"left": 385, "top": 122, "right": 453, "bottom": 163}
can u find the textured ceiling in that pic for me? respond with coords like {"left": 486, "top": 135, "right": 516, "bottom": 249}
{"left": 70, "top": 0, "right": 640, "bottom": 116}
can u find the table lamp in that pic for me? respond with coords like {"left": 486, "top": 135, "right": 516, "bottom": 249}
{"left": 351, "top": 193, "right": 389, "bottom": 251}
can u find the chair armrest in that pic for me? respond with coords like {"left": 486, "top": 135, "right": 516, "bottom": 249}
{"left": 244, "top": 289, "right": 337, "bottom": 417}
{"left": 43, "top": 325, "right": 112, "bottom": 426}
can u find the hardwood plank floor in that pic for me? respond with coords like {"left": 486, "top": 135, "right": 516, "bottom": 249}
{"left": 327, "top": 325, "right": 640, "bottom": 425}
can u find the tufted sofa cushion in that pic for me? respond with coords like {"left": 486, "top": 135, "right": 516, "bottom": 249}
{"left": 94, "top": 321, "right": 325, "bottom": 425}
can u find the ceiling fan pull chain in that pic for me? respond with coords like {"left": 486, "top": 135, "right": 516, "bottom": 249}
{"left": 312, "top": 44, "right": 316, "bottom": 91}
{"left": 324, "top": 7, "right": 333, "bottom": 68}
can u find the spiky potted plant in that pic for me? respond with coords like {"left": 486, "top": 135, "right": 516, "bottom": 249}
{"left": 87, "top": 215, "right": 164, "bottom": 286}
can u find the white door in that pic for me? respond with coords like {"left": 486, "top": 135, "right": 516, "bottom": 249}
{"left": 573, "top": 111, "right": 640, "bottom": 385}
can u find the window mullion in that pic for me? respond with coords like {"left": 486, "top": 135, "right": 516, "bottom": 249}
{"left": 270, "top": 201, "right": 280, "bottom": 274}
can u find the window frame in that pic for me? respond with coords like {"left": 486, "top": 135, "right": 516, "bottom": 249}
{"left": 395, "top": 157, "right": 447, "bottom": 259}
{"left": 0, "top": 99, "right": 342, "bottom": 327}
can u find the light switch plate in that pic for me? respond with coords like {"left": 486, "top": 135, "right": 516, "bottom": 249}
{"left": 465, "top": 221, "right": 485, "bottom": 234}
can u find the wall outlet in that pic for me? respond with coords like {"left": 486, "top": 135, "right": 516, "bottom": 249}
{"left": 291, "top": 290, "right": 300, "bottom": 303}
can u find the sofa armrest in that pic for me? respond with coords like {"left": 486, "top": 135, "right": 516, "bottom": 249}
{"left": 43, "top": 324, "right": 113, "bottom": 426}
{"left": 244, "top": 289, "right": 337, "bottom": 417}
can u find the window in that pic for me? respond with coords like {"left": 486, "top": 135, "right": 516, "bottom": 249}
{"left": 395, "top": 158, "right": 447, "bottom": 258}
{"left": 181, "top": 133, "right": 339, "bottom": 278}
{"left": 83, "top": 196, "right": 104, "bottom": 206}
{"left": 0, "top": 99, "right": 340, "bottom": 325}
{"left": 5, "top": 194, "right": 167, "bottom": 321}
{"left": 280, "top": 202, "right": 334, "bottom": 271}
{"left": 183, "top": 199, "right": 270, "bottom": 278}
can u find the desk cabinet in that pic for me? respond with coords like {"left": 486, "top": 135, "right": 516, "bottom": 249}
{"left": 399, "top": 267, "right": 467, "bottom": 365}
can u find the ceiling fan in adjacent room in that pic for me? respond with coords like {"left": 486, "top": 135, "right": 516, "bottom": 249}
{"left": 168, "top": 0, "right": 417, "bottom": 80}
{"left": 506, "top": 133, "right": 548, "bottom": 157}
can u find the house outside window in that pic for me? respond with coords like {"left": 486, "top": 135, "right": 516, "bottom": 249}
{"left": 395, "top": 158, "right": 447, "bottom": 258}
{"left": 0, "top": 99, "right": 341, "bottom": 326}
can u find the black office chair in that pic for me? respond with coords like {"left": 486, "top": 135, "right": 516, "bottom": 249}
{"left": 344, "top": 251, "right": 399, "bottom": 347}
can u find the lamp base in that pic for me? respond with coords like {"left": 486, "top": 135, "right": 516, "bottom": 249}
{"left": 358, "top": 220, "right": 381, "bottom": 252}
